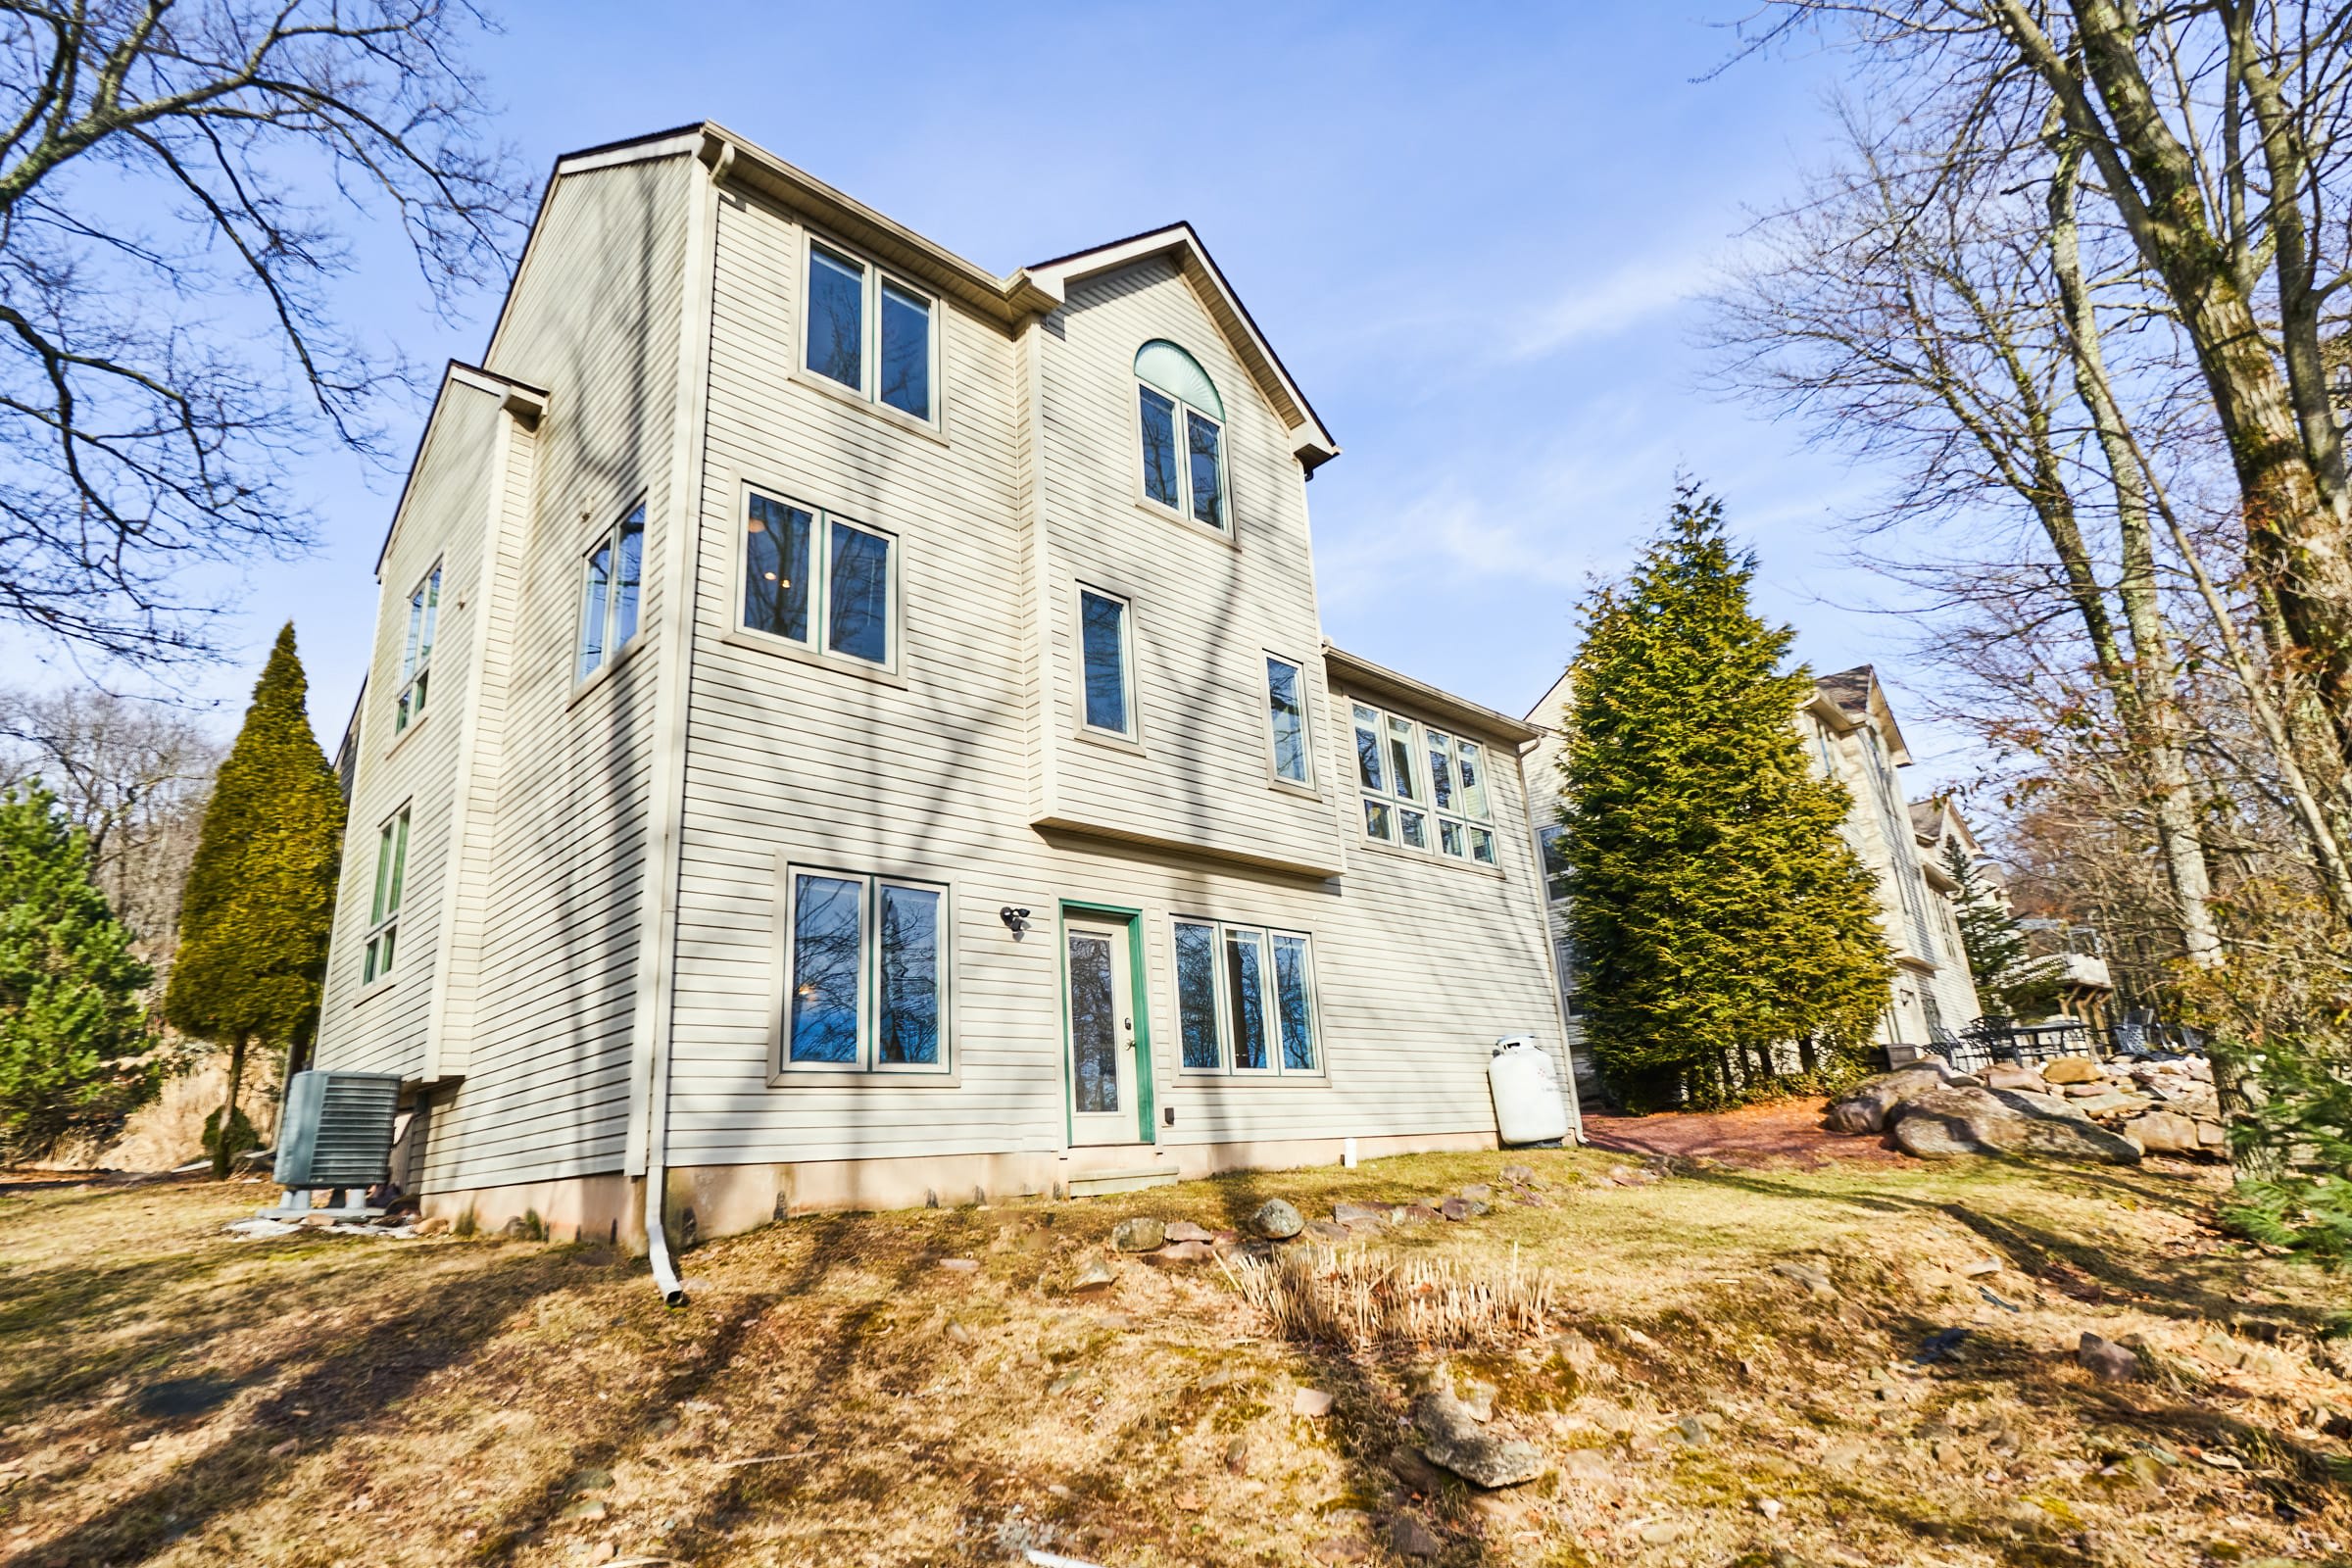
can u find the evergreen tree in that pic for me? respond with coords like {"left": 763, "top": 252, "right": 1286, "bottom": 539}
{"left": 0, "top": 784, "right": 155, "bottom": 1159}
{"left": 165, "top": 624, "right": 345, "bottom": 1174}
{"left": 1941, "top": 841, "right": 2026, "bottom": 1009}
{"left": 1557, "top": 487, "right": 1893, "bottom": 1110}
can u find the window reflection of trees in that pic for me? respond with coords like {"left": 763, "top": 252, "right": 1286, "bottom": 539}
{"left": 1186, "top": 412, "right": 1222, "bottom": 526}
{"left": 879, "top": 285, "right": 929, "bottom": 418}
{"left": 744, "top": 499, "right": 811, "bottom": 641}
{"left": 808, "top": 250, "right": 864, "bottom": 390}
{"left": 790, "top": 876, "right": 861, "bottom": 1063}
{"left": 828, "top": 523, "right": 890, "bottom": 662}
{"left": 1226, "top": 931, "right": 1268, "bottom": 1070}
{"left": 1081, "top": 593, "right": 1127, "bottom": 731}
{"left": 1139, "top": 387, "right": 1179, "bottom": 507}
{"left": 878, "top": 885, "right": 940, "bottom": 1064}
{"left": 1175, "top": 922, "right": 1221, "bottom": 1069}
{"left": 1274, "top": 935, "right": 1314, "bottom": 1070}
{"left": 1069, "top": 936, "right": 1118, "bottom": 1113}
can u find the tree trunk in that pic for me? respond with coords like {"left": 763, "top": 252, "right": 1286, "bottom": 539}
{"left": 2044, "top": 131, "right": 2227, "bottom": 971}
{"left": 213, "top": 1032, "right": 248, "bottom": 1180}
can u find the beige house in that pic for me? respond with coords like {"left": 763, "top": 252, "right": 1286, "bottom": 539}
{"left": 1522, "top": 662, "right": 1982, "bottom": 1102}
{"left": 310, "top": 123, "right": 1577, "bottom": 1263}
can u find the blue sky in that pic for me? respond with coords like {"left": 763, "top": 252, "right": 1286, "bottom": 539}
{"left": 73, "top": 2, "right": 1970, "bottom": 786}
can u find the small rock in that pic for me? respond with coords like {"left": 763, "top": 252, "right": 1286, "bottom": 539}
{"left": 2109, "top": 1452, "right": 2166, "bottom": 1490}
{"left": 1415, "top": 1391, "right": 1544, "bottom": 1489}
{"left": 1332, "top": 1200, "right": 1393, "bottom": 1228}
{"left": 1110, "top": 1216, "right": 1165, "bottom": 1252}
{"left": 268, "top": 1438, "right": 298, "bottom": 1457}
{"left": 1306, "top": 1539, "right": 1369, "bottom": 1564}
{"left": 1251, "top": 1199, "right": 1304, "bottom": 1240}
{"left": 1499, "top": 1164, "right": 1535, "bottom": 1185}
{"left": 1753, "top": 1496, "right": 1784, "bottom": 1521}
{"left": 559, "top": 1498, "right": 607, "bottom": 1521}
{"left": 1225, "top": 1436, "right": 1251, "bottom": 1475}
{"left": 2041, "top": 1056, "right": 2100, "bottom": 1084}
{"left": 937, "top": 1257, "right": 979, "bottom": 1272}
{"left": 1390, "top": 1516, "right": 1444, "bottom": 1559}
{"left": 1294, "top": 1388, "right": 1334, "bottom": 1418}
{"left": 1388, "top": 1446, "right": 1446, "bottom": 1493}
{"left": 945, "top": 1321, "right": 975, "bottom": 1344}
{"left": 1164, "top": 1219, "right": 1215, "bottom": 1243}
{"left": 1303, "top": 1220, "right": 1351, "bottom": 1243}
{"left": 1400, "top": 1200, "right": 1445, "bottom": 1223}
{"left": 1605, "top": 1163, "right": 1655, "bottom": 1186}
{"left": 414, "top": 1215, "right": 450, "bottom": 1236}
{"left": 1439, "top": 1198, "right": 1473, "bottom": 1222}
{"left": 1146, "top": 1240, "right": 1217, "bottom": 1265}
{"left": 1960, "top": 1256, "right": 2002, "bottom": 1278}
{"left": 564, "top": 1468, "right": 613, "bottom": 1494}
{"left": 1047, "top": 1372, "right": 1081, "bottom": 1396}
{"left": 2078, "top": 1332, "right": 2141, "bottom": 1382}
{"left": 1673, "top": 1414, "right": 1709, "bottom": 1446}
{"left": 1984, "top": 1065, "right": 2041, "bottom": 1092}
{"left": 1557, "top": 1447, "right": 1611, "bottom": 1481}
{"left": 1459, "top": 1183, "right": 1493, "bottom": 1203}
{"left": 1769, "top": 1260, "right": 1835, "bottom": 1297}
{"left": 1635, "top": 1520, "right": 1685, "bottom": 1544}
{"left": 1069, "top": 1261, "right": 1115, "bottom": 1293}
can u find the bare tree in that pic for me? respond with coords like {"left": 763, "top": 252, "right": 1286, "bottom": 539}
{"left": 0, "top": 0, "right": 530, "bottom": 666}
{"left": 1736, "top": 0, "right": 2352, "bottom": 846}
{"left": 0, "top": 684, "right": 218, "bottom": 965}
{"left": 1706, "top": 101, "right": 2245, "bottom": 961}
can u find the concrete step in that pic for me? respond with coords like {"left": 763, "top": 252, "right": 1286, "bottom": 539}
{"left": 1066, "top": 1167, "right": 1180, "bottom": 1198}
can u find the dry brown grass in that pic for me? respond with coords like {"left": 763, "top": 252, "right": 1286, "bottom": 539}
{"left": 1222, "top": 1244, "right": 1556, "bottom": 1348}
{"left": 1, "top": 1147, "right": 2349, "bottom": 1568}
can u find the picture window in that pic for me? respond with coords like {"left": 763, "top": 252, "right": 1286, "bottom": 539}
{"left": 781, "top": 868, "right": 949, "bottom": 1074}
{"left": 1171, "top": 916, "right": 1319, "bottom": 1075}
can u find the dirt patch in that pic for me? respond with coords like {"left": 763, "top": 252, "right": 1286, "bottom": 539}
{"left": 1, "top": 1149, "right": 2346, "bottom": 1568}
{"left": 1583, "top": 1096, "right": 1908, "bottom": 1168}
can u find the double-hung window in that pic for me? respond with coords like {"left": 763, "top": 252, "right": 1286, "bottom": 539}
{"left": 1134, "top": 340, "right": 1226, "bottom": 531}
{"left": 781, "top": 868, "right": 949, "bottom": 1073}
{"left": 396, "top": 564, "right": 441, "bottom": 733}
{"left": 741, "top": 491, "right": 897, "bottom": 669}
{"left": 805, "top": 239, "right": 938, "bottom": 423}
{"left": 1351, "top": 703, "right": 1496, "bottom": 863}
{"left": 576, "top": 502, "right": 646, "bottom": 681}
{"left": 1264, "top": 654, "right": 1310, "bottom": 786}
{"left": 1078, "top": 587, "right": 1135, "bottom": 737}
{"left": 1172, "top": 916, "right": 1320, "bottom": 1075}
{"left": 363, "top": 807, "right": 410, "bottom": 984}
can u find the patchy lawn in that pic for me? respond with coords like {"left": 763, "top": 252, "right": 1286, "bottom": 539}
{"left": 1, "top": 1144, "right": 2348, "bottom": 1568}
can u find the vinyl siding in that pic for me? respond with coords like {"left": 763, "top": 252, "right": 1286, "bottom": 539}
{"left": 660, "top": 199, "right": 1565, "bottom": 1168}
{"left": 314, "top": 381, "right": 501, "bottom": 1082}
{"left": 416, "top": 154, "right": 691, "bottom": 1192}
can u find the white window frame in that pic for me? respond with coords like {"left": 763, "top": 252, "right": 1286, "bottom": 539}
{"left": 1074, "top": 584, "right": 1138, "bottom": 741}
{"left": 1262, "top": 651, "right": 1315, "bottom": 793}
{"left": 395, "top": 562, "right": 442, "bottom": 735}
{"left": 735, "top": 486, "right": 901, "bottom": 675}
{"left": 797, "top": 231, "right": 944, "bottom": 432}
{"left": 772, "top": 863, "right": 953, "bottom": 1079}
{"left": 1134, "top": 379, "right": 1228, "bottom": 534}
{"left": 1169, "top": 915, "right": 1323, "bottom": 1079}
{"left": 575, "top": 499, "right": 647, "bottom": 685}
{"left": 1349, "top": 701, "right": 1497, "bottom": 866}
{"left": 362, "top": 805, "right": 411, "bottom": 987}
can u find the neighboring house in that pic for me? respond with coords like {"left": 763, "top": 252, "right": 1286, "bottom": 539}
{"left": 1521, "top": 662, "right": 1983, "bottom": 1102}
{"left": 311, "top": 123, "right": 1577, "bottom": 1250}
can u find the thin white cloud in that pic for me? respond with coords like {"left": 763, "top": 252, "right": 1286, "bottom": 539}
{"left": 1506, "top": 250, "right": 1720, "bottom": 360}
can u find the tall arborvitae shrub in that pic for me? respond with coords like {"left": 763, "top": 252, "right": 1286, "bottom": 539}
{"left": 1557, "top": 487, "right": 1893, "bottom": 1110}
{"left": 0, "top": 784, "right": 156, "bottom": 1158}
{"left": 165, "top": 624, "right": 345, "bottom": 1174}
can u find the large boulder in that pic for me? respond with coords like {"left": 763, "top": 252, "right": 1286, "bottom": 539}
{"left": 1889, "top": 1086, "right": 2021, "bottom": 1157}
{"left": 2129, "top": 1111, "right": 2203, "bottom": 1156}
{"left": 1825, "top": 1065, "right": 1951, "bottom": 1135}
{"left": 1251, "top": 1199, "right": 1305, "bottom": 1240}
{"left": 2041, "top": 1055, "right": 2101, "bottom": 1085}
{"left": 1884, "top": 1084, "right": 2142, "bottom": 1165}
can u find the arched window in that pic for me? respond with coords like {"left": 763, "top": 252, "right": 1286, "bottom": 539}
{"left": 1134, "top": 340, "right": 1226, "bottom": 530}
